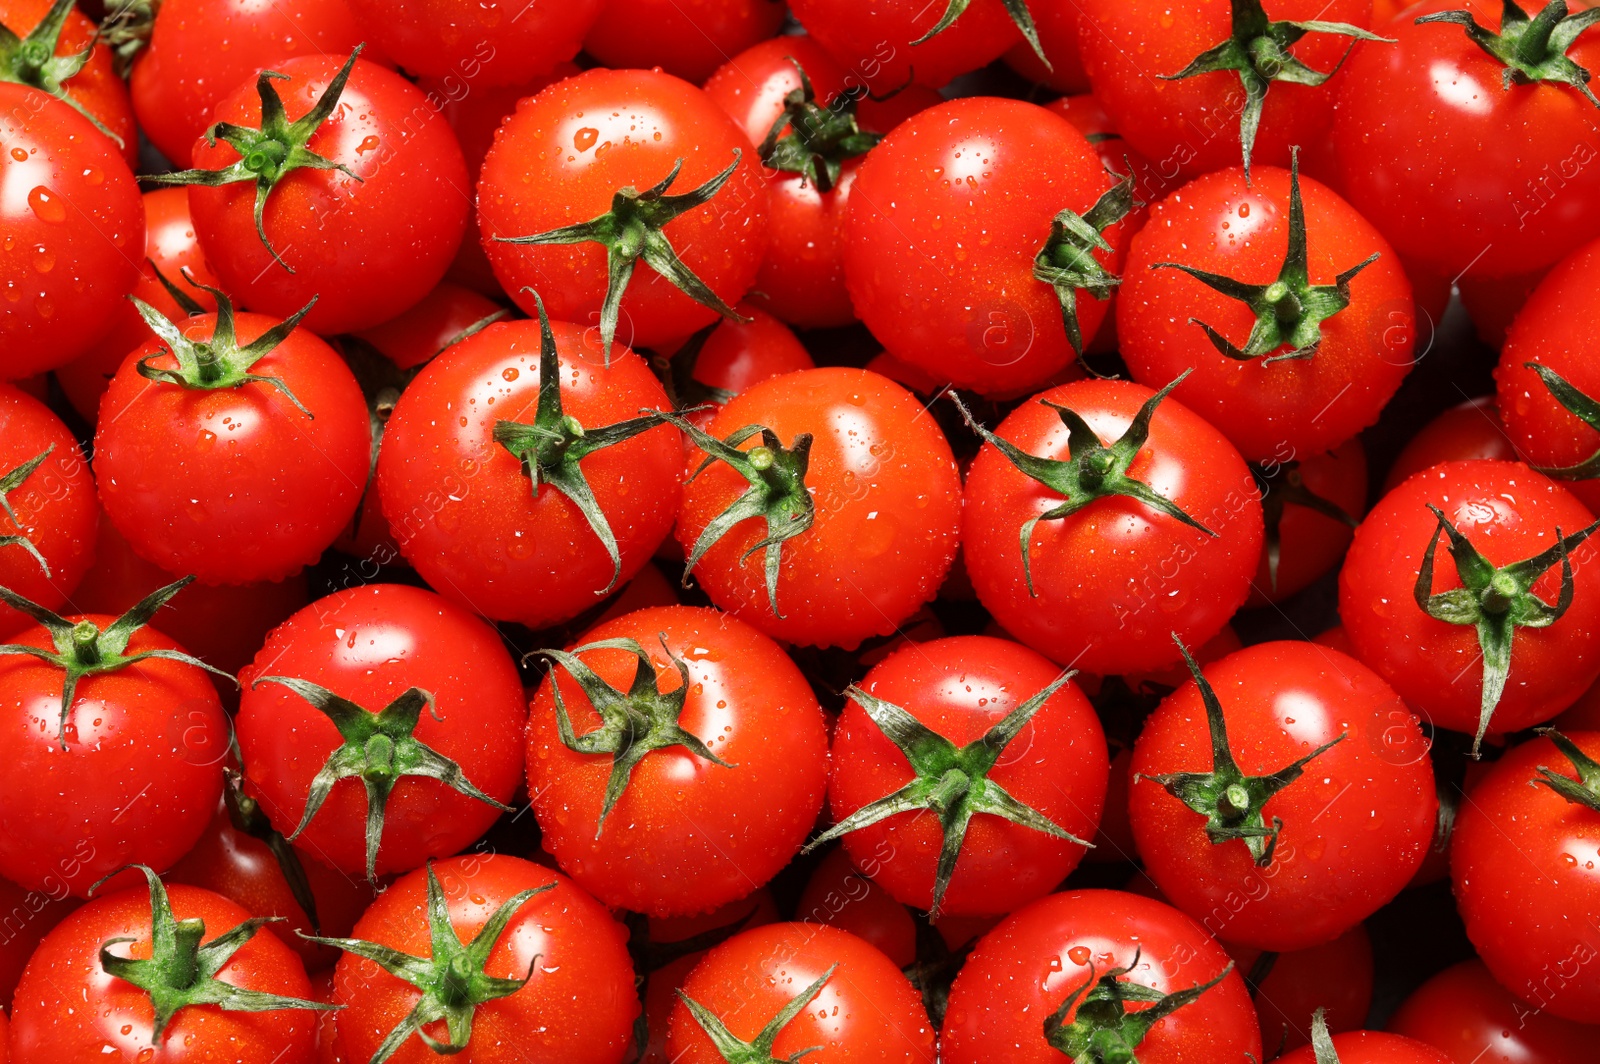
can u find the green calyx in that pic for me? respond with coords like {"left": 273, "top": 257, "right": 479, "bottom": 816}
{"left": 1135, "top": 635, "right": 1345, "bottom": 866}
{"left": 953, "top": 372, "right": 1216, "bottom": 598}
{"left": 1414, "top": 505, "right": 1599, "bottom": 756}
{"left": 1153, "top": 150, "right": 1379, "bottom": 362}
{"left": 656, "top": 411, "right": 814, "bottom": 619}
{"left": 222, "top": 767, "right": 322, "bottom": 933}
{"left": 1044, "top": 949, "right": 1234, "bottom": 1063}
{"left": 130, "top": 271, "right": 318, "bottom": 417}
{"left": 917, "top": 0, "right": 1050, "bottom": 70}
{"left": 496, "top": 152, "right": 750, "bottom": 364}
{"left": 1522, "top": 362, "right": 1600, "bottom": 479}
{"left": 1033, "top": 174, "right": 1137, "bottom": 360}
{"left": 1252, "top": 457, "right": 1359, "bottom": 593}
{"left": 491, "top": 289, "right": 670, "bottom": 594}
{"left": 1309, "top": 1007, "right": 1340, "bottom": 1063}
{"left": 650, "top": 320, "right": 735, "bottom": 412}
{"left": 1531, "top": 727, "right": 1600, "bottom": 812}
{"left": 145, "top": 46, "right": 366, "bottom": 271}
{"left": 249, "top": 677, "right": 512, "bottom": 882}
{"left": 540, "top": 635, "right": 733, "bottom": 838}
{"left": 94, "top": 865, "right": 337, "bottom": 1045}
{"left": 98, "top": 0, "right": 158, "bottom": 78}
{"left": 1162, "top": 0, "right": 1391, "bottom": 180}
{"left": 306, "top": 862, "right": 550, "bottom": 1064}
{"left": 0, "top": 445, "right": 54, "bottom": 578}
{"left": 0, "top": 576, "right": 233, "bottom": 750}
{"left": 803, "top": 672, "right": 1090, "bottom": 920}
{"left": 760, "top": 58, "right": 881, "bottom": 193}
{"left": 0, "top": 0, "right": 125, "bottom": 148}
{"left": 1419, "top": 1, "right": 1600, "bottom": 107}
{"left": 678, "top": 964, "right": 837, "bottom": 1064}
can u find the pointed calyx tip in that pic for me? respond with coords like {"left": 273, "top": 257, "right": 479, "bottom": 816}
{"left": 1418, "top": 1, "right": 1600, "bottom": 108}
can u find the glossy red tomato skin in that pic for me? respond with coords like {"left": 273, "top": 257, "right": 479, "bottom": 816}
{"left": 188, "top": 55, "right": 471, "bottom": 335}
{"left": 668, "top": 922, "right": 936, "bottom": 1064}
{"left": 586, "top": 0, "right": 784, "bottom": 84}
{"left": 479, "top": 69, "right": 770, "bottom": 349}
{"left": 0, "top": 385, "right": 97, "bottom": 638}
{"left": 1460, "top": 266, "right": 1550, "bottom": 349}
{"left": 844, "top": 97, "right": 1117, "bottom": 397}
{"left": 377, "top": 320, "right": 682, "bottom": 629}
{"left": 56, "top": 188, "right": 223, "bottom": 425}
{"left": 964, "top": 377, "right": 1263, "bottom": 676}
{"left": 1331, "top": 0, "right": 1600, "bottom": 278}
{"left": 1383, "top": 396, "right": 1516, "bottom": 495}
{"left": 1340, "top": 461, "right": 1600, "bottom": 738}
{"left": 1279, "top": 1031, "right": 1454, "bottom": 1064}
{"left": 94, "top": 312, "right": 370, "bottom": 586}
{"left": 342, "top": 0, "right": 600, "bottom": 86}
{"left": 671, "top": 303, "right": 815, "bottom": 430}
{"left": 529, "top": 605, "right": 830, "bottom": 917}
{"left": 354, "top": 281, "right": 505, "bottom": 372}
{"left": 1003, "top": 0, "right": 1089, "bottom": 92}
{"left": 0, "top": 876, "right": 76, "bottom": 1009}
{"left": 1075, "top": 0, "right": 1370, "bottom": 181}
{"left": 1451, "top": 731, "right": 1600, "bottom": 1023}
{"left": 1389, "top": 958, "right": 1595, "bottom": 1064}
{"left": 130, "top": 0, "right": 376, "bottom": 166}
{"left": 942, "top": 889, "right": 1262, "bottom": 1064}
{"left": 236, "top": 585, "right": 525, "bottom": 878}
{"left": 676, "top": 367, "right": 963, "bottom": 649}
{"left": 0, "top": 87, "right": 144, "bottom": 379}
{"left": 10, "top": 882, "right": 318, "bottom": 1064}
{"left": 790, "top": 0, "right": 1019, "bottom": 91}
{"left": 1246, "top": 438, "right": 1369, "bottom": 607}
{"left": 1497, "top": 239, "right": 1600, "bottom": 514}
{"left": 1119, "top": 165, "right": 1414, "bottom": 463}
{"left": 0, "top": 616, "right": 227, "bottom": 897}
{"left": 828, "top": 636, "right": 1108, "bottom": 916}
{"left": 335, "top": 855, "right": 635, "bottom": 1064}
{"left": 1226, "top": 924, "right": 1374, "bottom": 1052}
{"left": 1, "top": 0, "right": 136, "bottom": 165}
{"left": 798, "top": 847, "right": 918, "bottom": 969}
{"left": 1131, "top": 642, "right": 1436, "bottom": 951}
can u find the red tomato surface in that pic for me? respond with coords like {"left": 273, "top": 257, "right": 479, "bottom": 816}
{"left": 1004, "top": 0, "right": 1089, "bottom": 93}
{"left": 341, "top": 0, "right": 600, "bottom": 86}
{"left": 354, "top": 280, "right": 505, "bottom": 372}
{"left": 798, "top": 847, "right": 918, "bottom": 969}
{"left": 1384, "top": 397, "right": 1517, "bottom": 495}
{"left": 789, "top": 0, "right": 1021, "bottom": 91}
{"left": 1280, "top": 1031, "right": 1455, "bottom": 1064}
{"left": 1226, "top": 924, "right": 1374, "bottom": 1052}
{"left": 1, "top": 0, "right": 136, "bottom": 164}
{"left": 0, "top": 875, "right": 75, "bottom": 1008}
{"left": 1247, "top": 438, "right": 1369, "bottom": 607}
{"left": 1389, "top": 958, "right": 1596, "bottom": 1064}
{"left": 663, "top": 303, "right": 814, "bottom": 430}
{"left": 586, "top": 0, "right": 785, "bottom": 84}
{"left": 1460, "top": 266, "right": 1549, "bottom": 349}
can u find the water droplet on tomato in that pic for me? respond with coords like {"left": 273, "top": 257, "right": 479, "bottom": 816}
{"left": 28, "top": 186, "right": 65, "bottom": 223}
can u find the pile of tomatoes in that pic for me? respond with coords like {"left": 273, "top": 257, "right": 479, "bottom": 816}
{"left": 6, "top": 0, "right": 1600, "bottom": 1061}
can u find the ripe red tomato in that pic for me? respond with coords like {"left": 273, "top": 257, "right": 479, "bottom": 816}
{"left": 94, "top": 301, "right": 371, "bottom": 586}
{"left": 0, "top": 603, "right": 227, "bottom": 897}
{"left": 941, "top": 889, "right": 1262, "bottom": 1064}
{"left": 1226, "top": 924, "right": 1374, "bottom": 1052}
{"left": 1075, "top": 0, "right": 1376, "bottom": 180}
{"left": 341, "top": 0, "right": 600, "bottom": 86}
{"left": 1330, "top": 0, "right": 1600, "bottom": 279}
{"left": 586, "top": 0, "right": 784, "bottom": 84}
{"left": 1388, "top": 958, "right": 1595, "bottom": 1064}
{"left": 1247, "top": 437, "right": 1368, "bottom": 607}
{"left": 1340, "top": 461, "right": 1600, "bottom": 747}
{"left": 798, "top": 847, "right": 918, "bottom": 969}
{"left": 1383, "top": 396, "right": 1516, "bottom": 495}
{"left": 0, "top": 0, "right": 136, "bottom": 165}
{"left": 0, "top": 384, "right": 96, "bottom": 637}
{"left": 377, "top": 315, "right": 682, "bottom": 629}
{"left": 354, "top": 280, "right": 506, "bottom": 372}
{"left": 236, "top": 584, "right": 526, "bottom": 880}
{"left": 1496, "top": 238, "right": 1600, "bottom": 514}
{"left": 479, "top": 68, "right": 770, "bottom": 354}
{"left": 55, "top": 187, "right": 222, "bottom": 424}
{"left": 667, "top": 922, "right": 936, "bottom": 1063}
{"left": 655, "top": 303, "right": 814, "bottom": 429}
{"left": 962, "top": 376, "right": 1263, "bottom": 676}
{"left": 0, "top": 86, "right": 143, "bottom": 379}
{"left": 1451, "top": 729, "right": 1600, "bottom": 1023}
{"left": 176, "top": 52, "right": 470, "bottom": 335}
{"left": 1460, "top": 265, "right": 1549, "bottom": 348}
{"left": 1131, "top": 641, "right": 1435, "bottom": 951}
{"left": 329, "top": 854, "right": 637, "bottom": 1064}
{"left": 10, "top": 872, "right": 323, "bottom": 1064}
{"left": 821, "top": 635, "right": 1107, "bottom": 917}
{"left": 1118, "top": 161, "right": 1414, "bottom": 463}
{"left": 0, "top": 875, "right": 74, "bottom": 1008}
{"left": 528, "top": 604, "right": 829, "bottom": 916}
{"left": 129, "top": 0, "right": 375, "bottom": 166}
{"left": 674, "top": 367, "right": 963, "bottom": 649}
{"left": 1279, "top": 1029, "right": 1454, "bottom": 1064}
{"left": 790, "top": 0, "right": 1022, "bottom": 91}
{"left": 1004, "top": 0, "right": 1089, "bottom": 92}
{"left": 845, "top": 97, "right": 1120, "bottom": 396}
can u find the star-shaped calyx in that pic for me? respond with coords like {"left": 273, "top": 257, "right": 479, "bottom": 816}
{"left": 677, "top": 964, "right": 838, "bottom": 1064}
{"left": 916, "top": 0, "right": 1050, "bottom": 69}
{"left": 1044, "top": 949, "right": 1235, "bottom": 1063}
{"left": 1419, "top": 1, "right": 1600, "bottom": 107}
{"left": 1033, "top": 173, "right": 1138, "bottom": 359}
{"left": 759, "top": 58, "right": 880, "bottom": 193}
{"left": 0, "top": 0, "right": 126, "bottom": 147}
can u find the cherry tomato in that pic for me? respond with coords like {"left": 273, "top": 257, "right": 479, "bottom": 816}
{"left": 1226, "top": 924, "right": 1374, "bottom": 1053}
{"left": 941, "top": 889, "right": 1262, "bottom": 1064}
{"left": 674, "top": 367, "right": 963, "bottom": 649}
{"left": 341, "top": 0, "right": 600, "bottom": 86}
{"left": 1383, "top": 397, "right": 1516, "bottom": 495}
{"left": 962, "top": 376, "right": 1263, "bottom": 676}
{"left": 667, "top": 922, "right": 936, "bottom": 1063}
{"left": 798, "top": 847, "right": 918, "bottom": 969}
{"left": 1279, "top": 1030, "right": 1454, "bottom": 1064}
{"left": 0, "top": 383, "right": 97, "bottom": 637}
{"left": 790, "top": 0, "right": 1022, "bottom": 92}
{"left": 1340, "top": 461, "right": 1600, "bottom": 744}
{"left": 528, "top": 604, "right": 829, "bottom": 916}
{"left": 1003, "top": 0, "right": 1089, "bottom": 93}
{"left": 354, "top": 281, "right": 505, "bottom": 372}
{"left": 586, "top": 0, "right": 784, "bottom": 84}
{"left": 1388, "top": 958, "right": 1595, "bottom": 1064}
{"left": 1330, "top": 0, "right": 1600, "bottom": 279}
{"left": 0, "top": 874, "right": 75, "bottom": 1008}
{"left": 1246, "top": 437, "right": 1368, "bottom": 607}
{"left": 1, "top": 0, "right": 136, "bottom": 164}
{"left": 655, "top": 303, "right": 814, "bottom": 430}
{"left": 1460, "top": 265, "right": 1550, "bottom": 349}
{"left": 0, "top": 86, "right": 143, "bottom": 379}
{"left": 236, "top": 584, "right": 525, "bottom": 880}
{"left": 330, "top": 854, "right": 637, "bottom": 1064}
{"left": 94, "top": 305, "right": 371, "bottom": 586}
